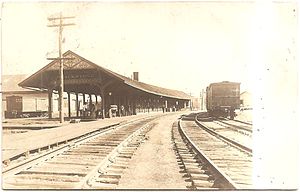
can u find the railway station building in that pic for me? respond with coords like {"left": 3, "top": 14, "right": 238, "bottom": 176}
{"left": 240, "top": 91, "right": 252, "bottom": 109}
{"left": 18, "top": 50, "right": 191, "bottom": 119}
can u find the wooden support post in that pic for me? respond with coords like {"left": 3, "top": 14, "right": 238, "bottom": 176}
{"left": 89, "top": 94, "right": 92, "bottom": 105}
{"left": 130, "top": 97, "right": 133, "bottom": 115}
{"left": 147, "top": 98, "right": 150, "bottom": 113}
{"left": 76, "top": 93, "right": 79, "bottom": 117}
{"left": 68, "top": 92, "right": 71, "bottom": 118}
{"left": 83, "top": 94, "right": 86, "bottom": 104}
{"left": 127, "top": 96, "right": 130, "bottom": 115}
{"left": 48, "top": 88, "right": 53, "bottom": 119}
{"left": 165, "top": 100, "right": 168, "bottom": 112}
{"left": 117, "top": 96, "right": 121, "bottom": 117}
{"left": 132, "top": 97, "right": 135, "bottom": 115}
{"left": 126, "top": 96, "right": 130, "bottom": 115}
{"left": 100, "top": 91, "right": 105, "bottom": 119}
{"left": 82, "top": 94, "right": 86, "bottom": 117}
{"left": 95, "top": 95, "right": 99, "bottom": 119}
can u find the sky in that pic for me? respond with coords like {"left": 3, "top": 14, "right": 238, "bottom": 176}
{"left": 2, "top": 1, "right": 297, "bottom": 97}
{"left": 1, "top": 1, "right": 299, "bottom": 189}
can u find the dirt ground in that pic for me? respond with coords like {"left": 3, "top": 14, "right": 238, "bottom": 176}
{"left": 235, "top": 110, "right": 252, "bottom": 123}
{"left": 117, "top": 113, "right": 188, "bottom": 189}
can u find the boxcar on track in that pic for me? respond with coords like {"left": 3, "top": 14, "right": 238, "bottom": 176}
{"left": 206, "top": 81, "right": 240, "bottom": 119}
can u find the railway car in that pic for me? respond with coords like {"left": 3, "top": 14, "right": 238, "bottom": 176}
{"left": 4, "top": 95, "right": 48, "bottom": 118}
{"left": 206, "top": 81, "right": 240, "bottom": 119}
{"left": 5, "top": 96, "right": 23, "bottom": 118}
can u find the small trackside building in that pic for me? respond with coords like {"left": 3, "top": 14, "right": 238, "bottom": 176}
{"left": 2, "top": 74, "right": 48, "bottom": 118}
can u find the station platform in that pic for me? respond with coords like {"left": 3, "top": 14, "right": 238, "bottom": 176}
{"left": 2, "top": 112, "right": 164, "bottom": 162}
{"left": 2, "top": 117, "right": 66, "bottom": 129}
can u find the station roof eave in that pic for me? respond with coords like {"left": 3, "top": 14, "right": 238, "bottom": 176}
{"left": 124, "top": 79, "right": 191, "bottom": 100}
{"left": 18, "top": 50, "right": 191, "bottom": 101}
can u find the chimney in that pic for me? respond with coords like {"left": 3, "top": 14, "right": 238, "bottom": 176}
{"left": 133, "top": 72, "right": 139, "bottom": 81}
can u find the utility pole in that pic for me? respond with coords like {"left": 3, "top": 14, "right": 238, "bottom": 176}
{"left": 47, "top": 12, "right": 75, "bottom": 123}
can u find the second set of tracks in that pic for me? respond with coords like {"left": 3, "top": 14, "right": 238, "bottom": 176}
{"left": 172, "top": 113, "right": 253, "bottom": 189}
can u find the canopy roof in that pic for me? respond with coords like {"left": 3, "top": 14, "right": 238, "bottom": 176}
{"left": 19, "top": 50, "right": 191, "bottom": 100}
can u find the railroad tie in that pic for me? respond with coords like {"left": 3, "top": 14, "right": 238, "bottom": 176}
{"left": 96, "top": 174, "right": 120, "bottom": 184}
{"left": 192, "top": 179, "right": 214, "bottom": 188}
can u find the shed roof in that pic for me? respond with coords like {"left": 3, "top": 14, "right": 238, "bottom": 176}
{"left": 1, "top": 74, "right": 39, "bottom": 93}
{"left": 19, "top": 50, "right": 191, "bottom": 100}
{"left": 2, "top": 74, "right": 27, "bottom": 92}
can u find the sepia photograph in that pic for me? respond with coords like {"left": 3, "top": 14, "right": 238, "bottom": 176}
{"left": 1, "top": 0, "right": 299, "bottom": 190}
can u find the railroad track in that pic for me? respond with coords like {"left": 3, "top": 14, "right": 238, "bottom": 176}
{"left": 197, "top": 118, "right": 252, "bottom": 151}
{"left": 84, "top": 122, "right": 156, "bottom": 189}
{"left": 172, "top": 121, "right": 236, "bottom": 189}
{"left": 2, "top": 116, "right": 159, "bottom": 189}
{"left": 175, "top": 113, "right": 252, "bottom": 189}
{"left": 216, "top": 118, "right": 252, "bottom": 133}
{"left": 233, "top": 119, "right": 252, "bottom": 126}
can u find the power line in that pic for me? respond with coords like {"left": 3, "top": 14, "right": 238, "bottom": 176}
{"left": 47, "top": 12, "right": 75, "bottom": 123}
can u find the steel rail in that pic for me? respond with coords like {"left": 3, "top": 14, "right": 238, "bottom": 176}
{"left": 232, "top": 119, "right": 253, "bottom": 126}
{"left": 2, "top": 123, "right": 119, "bottom": 166}
{"left": 178, "top": 119, "right": 238, "bottom": 189}
{"left": 2, "top": 115, "right": 159, "bottom": 179}
{"left": 2, "top": 124, "right": 118, "bottom": 178}
{"left": 2, "top": 144, "right": 70, "bottom": 179}
{"left": 216, "top": 119, "right": 252, "bottom": 133}
{"left": 2, "top": 115, "right": 163, "bottom": 190}
{"left": 79, "top": 121, "right": 154, "bottom": 189}
{"left": 195, "top": 115, "right": 252, "bottom": 155}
